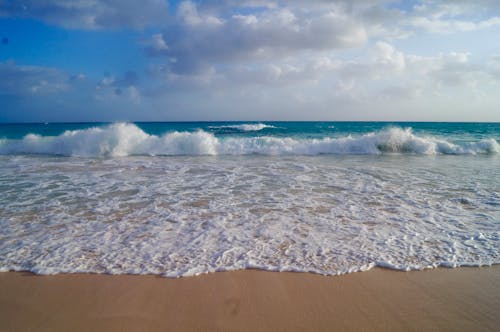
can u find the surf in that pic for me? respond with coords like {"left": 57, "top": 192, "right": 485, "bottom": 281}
{"left": 0, "top": 123, "right": 498, "bottom": 157}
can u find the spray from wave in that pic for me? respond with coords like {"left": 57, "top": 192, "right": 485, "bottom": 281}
{"left": 208, "top": 123, "right": 277, "bottom": 132}
{"left": 0, "top": 123, "right": 498, "bottom": 157}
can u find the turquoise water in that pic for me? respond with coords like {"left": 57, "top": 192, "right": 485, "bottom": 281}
{"left": 1, "top": 121, "right": 498, "bottom": 141}
{"left": 0, "top": 122, "right": 499, "bottom": 277}
{"left": 0, "top": 122, "right": 498, "bottom": 156}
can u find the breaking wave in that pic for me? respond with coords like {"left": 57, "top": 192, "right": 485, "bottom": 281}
{"left": 208, "top": 123, "right": 277, "bottom": 132}
{"left": 0, "top": 123, "right": 498, "bottom": 157}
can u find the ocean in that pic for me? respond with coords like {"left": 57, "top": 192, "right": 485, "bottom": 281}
{"left": 0, "top": 122, "right": 498, "bottom": 276}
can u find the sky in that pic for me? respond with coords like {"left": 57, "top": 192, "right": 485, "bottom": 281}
{"left": 0, "top": 0, "right": 499, "bottom": 122}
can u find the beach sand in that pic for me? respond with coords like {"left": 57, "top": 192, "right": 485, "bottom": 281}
{"left": 1, "top": 266, "right": 499, "bottom": 332}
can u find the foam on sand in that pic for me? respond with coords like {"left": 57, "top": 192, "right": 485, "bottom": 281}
{"left": 0, "top": 153, "right": 498, "bottom": 277}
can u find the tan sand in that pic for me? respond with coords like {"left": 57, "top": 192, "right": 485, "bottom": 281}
{"left": 1, "top": 266, "right": 499, "bottom": 332}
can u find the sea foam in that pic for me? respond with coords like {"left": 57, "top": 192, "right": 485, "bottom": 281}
{"left": 0, "top": 153, "right": 498, "bottom": 277}
{"left": 209, "top": 123, "right": 277, "bottom": 131}
{"left": 0, "top": 123, "right": 498, "bottom": 157}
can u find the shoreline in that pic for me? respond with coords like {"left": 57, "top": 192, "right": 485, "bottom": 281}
{"left": 1, "top": 266, "right": 499, "bottom": 331}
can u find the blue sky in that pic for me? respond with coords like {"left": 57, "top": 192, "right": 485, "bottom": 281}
{"left": 1, "top": 0, "right": 500, "bottom": 122}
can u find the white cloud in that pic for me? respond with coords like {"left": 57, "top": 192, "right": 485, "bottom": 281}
{"left": 0, "top": 61, "right": 144, "bottom": 107}
{"left": 224, "top": 57, "right": 339, "bottom": 86}
{"left": 148, "top": 1, "right": 367, "bottom": 74}
{"left": 334, "top": 42, "right": 500, "bottom": 104}
{"left": 143, "top": 0, "right": 500, "bottom": 82}
{"left": 404, "top": 0, "right": 500, "bottom": 33}
{"left": 2, "top": 0, "right": 500, "bottom": 121}
{"left": 410, "top": 15, "right": 500, "bottom": 33}
{"left": 0, "top": 61, "right": 69, "bottom": 95}
{"left": 147, "top": 33, "right": 169, "bottom": 51}
{"left": 94, "top": 71, "right": 141, "bottom": 102}
{"left": 144, "top": 39, "right": 499, "bottom": 101}
{"left": 0, "top": 0, "right": 170, "bottom": 29}
{"left": 177, "top": 0, "right": 224, "bottom": 26}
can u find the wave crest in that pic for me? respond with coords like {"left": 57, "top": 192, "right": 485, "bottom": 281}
{"left": 0, "top": 123, "right": 498, "bottom": 157}
{"left": 208, "top": 123, "right": 276, "bottom": 132}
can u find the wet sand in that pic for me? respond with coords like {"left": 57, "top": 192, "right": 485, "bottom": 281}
{"left": 1, "top": 266, "right": 499, "bottom": 332}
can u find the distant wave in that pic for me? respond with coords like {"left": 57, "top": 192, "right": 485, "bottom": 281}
{"left": 208, "top": 123, "right": 277, "bottom": 132}
{"left": 0, "top": 123, "right": 498, "bottom": 157}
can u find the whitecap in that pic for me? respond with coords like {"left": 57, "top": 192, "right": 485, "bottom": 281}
{"left": 0, "top": 123, "right": 498, "bottom": 157}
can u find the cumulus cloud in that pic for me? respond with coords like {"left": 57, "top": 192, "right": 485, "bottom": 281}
{"left": 410, "top": 12, "right": 500, "bottom": 33}
{"left": 143, "top": 53, "right": 343, "bottom": 94}
{"left": 335, "top": 42, "right": 500, "bottom": 102}
{"left": 0, "top": 61, "right": 142, "bottom": 105}
{"left": 95, "top": 71, "right": 141, "bottom": 103}
{"left": 142, "top": 0, "right": 500, "bottom": 83}
{"left": 147, "top": 1, "right": 367, "bottom": 75}
{"left": 144, "top": 38, "right": 500, "bottom": 100}
{"left": 340, "top": 0, "right": 500, "bottom": 36}
{"left": 145, "top": 33, "right": 169, "bottom": 52}
{"left": 399, "top": 0, "right": 500, "bottom": 33}
{"left": 0, "top": 0, "right": 169, "bottom": 29}
{"left": 0, "top": 61, "right": 69, "bottom": 95}
{"left": 2, "top": 0, "right": 500, "bottom": 121}
{"left": 223, "top": 56, "right": 339, "bottom": 86}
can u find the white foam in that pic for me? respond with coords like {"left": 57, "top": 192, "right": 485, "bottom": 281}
{"left": 0, "top": 123, "right": 498, "bottom": 157}
{"left": 0, "top": 153, "right": 498, "bottom": 277}
{"left": 209, "top": 123, "right": 277, "bottom": 131}
{"left": 0, "top": 124, "right": 219, "bottom": 157}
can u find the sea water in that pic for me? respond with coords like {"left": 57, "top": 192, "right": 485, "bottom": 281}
{"left": 0, "top": 122, "right": 498, "bottom": 276}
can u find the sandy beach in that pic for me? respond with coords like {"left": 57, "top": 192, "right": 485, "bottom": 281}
{"left": 1, "top": 266, "right": 498, "bottom": 332}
